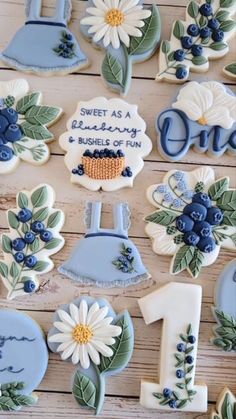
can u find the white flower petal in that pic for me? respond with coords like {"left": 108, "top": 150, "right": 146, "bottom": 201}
{"left": 92, "top": 317, "right": 113, "bottom": 330}
{"left": 56, "top": 340, "right": 75, "bottom": 352}
{"left": 125, "top": 9, "right": 151, "bottom": 19}
{"left": 198, "top": 81, "right": 236, "bottom": 123}
{"left": 110, "top": 26, "right": 120, "bottom": 49}
{"left": 124, "top": 18, "right": 145, "bottom": 28}
{"left": 61, "top": 341, "right": 77, "bottom": 360}
{"left": 103, "top": 26, "right": 112, "bottom": 47}
{"left": 92, "top": 0, "right": 109, "bottom": 12}
{"left": 53, "top": 321, "right": 73, "bottom": 333}
{"left": 91, "top": 340, "right": 114, "bottom": 357}
{"left": 81, "top": 16, "right": 105, "bottom": 25}
{"left": 57, "top": 309, "right": 76, "bottom": 328}
{"left": 48, "top": 333, "right": 72, "bottom": 343}
{"left": 87, "top": 343, "right": 101, "bottom": 365}
{"left": 145, "top": 223, "right": 177, "bottom": 255}
{"left": 121, "top": 23, "right": 142, "bottom": 37}
{"left": 172, "top": 99, "right": 203, "bottom": 121}
{"left": 204, "top": 106, "right": 234, "bottom": 129}
{"left": 189, "top": 167, "right": 215, "bottom": 191}
{"left": 89, "top": 305, "right": 109, "bottom": 327}
{"left": 173, "top": 82, "right": 214, "bottom": 121}
{"left": 0, "top": 79, "right": 29, "bottom": 103}
{"left": 120, "top": 0, "right": 140, "bottom": 13}
{"left": 69, "top": 303, "right": 80, "bottom": 324}
{"left": 87, "top": 302, "right": 100, "bottom": 324}
{"left": 93, "top": 24, "right": 109, "bottom": 42}
{"left": 94, "top": 324, "right": 122, "bottom": 337}
{"left": 79, "top": 345, "right": 90, "bottom": 369}
{"left": 104, "top": 0, "right": 113, "bottom": 8}
{"left": 117, "top": 25, "right": 130, "bottom": 47}
{"left": 79, "top": 299, "right": 88, "bottom": 325}
{"left": 95, "top": 336, "right": 116, "bottom": 345}
{"left": 72, "top": 343, "right": 80, "bottom": 365}
{"left": 86, "top": 7, "right": 105, "bottom": 16}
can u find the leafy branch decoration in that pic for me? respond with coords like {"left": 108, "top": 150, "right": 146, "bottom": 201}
{"left": 212, "top": 309, "right": 236, "bottom": 352}
{"left": 0, "top": 184, "right": 65, "bottom": 299}
{"left": 157, "top": 0, "right": 236, "bottom": 82}
{"left": 0, "top": 382, "right": 37, "bottom": 412}
{"left": 211, "top": 388, "right": 236, "bottom": 419}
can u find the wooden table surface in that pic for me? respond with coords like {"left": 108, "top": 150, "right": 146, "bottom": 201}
{"left": 0, "top": 0, "right": 235, "bottom": 418}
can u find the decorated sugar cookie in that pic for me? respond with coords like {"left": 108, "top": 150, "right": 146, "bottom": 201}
{"left": 211, "top": 388, "right": 236, "bottom": 419}
{"left": 223, "top": 62, "right": 236, "bottom": 80}
{"left": 0, "top": 184, "right": 65, "bottom": 299}
{"left": 0, "top": 0, "right": 88, "bottom": 76}
{"left": 138, "top": 282, "right": 208, "bottom": 412}
{"left": 156, "top": 81, "right": 236, "bottom": 161}
{"left": 0, "top": 309, "right": 48, "bottom": 411}
{"left": 48, "top": 297, "right": 134, "bottom": 415}
{"left": 80, "top": 1, "right": 161, "bottom": 95}
{"left": 59, "top": 97, "right": 152, "bottom": 191}
{"left": 212, "top": 260, "right": 236, "bottom": 352}
{"left": 0, "top": 79, "right": 63, "bottom": 174}
{"left": 59, "top": 202, "right": 150, "bottom": 286}
{"left": 157, "top": 0, "right": 236, "bottom": 83}
{"left": 145, "top": 167, "right": 236, "bottom": 278}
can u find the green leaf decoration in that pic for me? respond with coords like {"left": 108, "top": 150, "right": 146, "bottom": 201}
{"left": 217, "top": 190, "right": 236, "bottom": 211}
{"left": 220, "top": 0, "right": 235, "bottom": 7}
{"left": 25, "top": 106, "right": 61, "bottom": 126}
{"left": 0, "top": 382, "right": 37, "bottom": 411}
{"left": 44, "top": 238, "right": 62, "bottom": 250}
{"left": 220, "top": 20, "right": 236, "bottom": 32}
{"left": 192, "top": 56, "right": 207, "bottom": 65}
{"left": 221, "top": 393, "right": 234, "bottom": 419}
{"left": 216, "top": 10, "right": 230, "bottom": 21}
{"left": 21, "top": 121, "right": 53, "bottom": 141}
{"left": 31, "top": 186, "right": 48, "bottom": 208}
{"left": 128, "top": 6, "right": 161, "bottom": 55}
{"left": 33, "top": 261, "right": 50, "bottom": 272}
{"left": 188, "top": 248, "right": 204, "bottom": 278}
{"left": 161, "top": 40, "right": 171, "bottom": 54}
{"left": 102, "top": 52, "right": 124, "bottom": 88}
{"left": 30, "top": 237, "right": 40, "bottom": 253}
{"left": 153, "top": 392, "right": 163, "bottom": 399}
{"left": 187, "top": 1, "right": 199, "bottom": 18}
{"left": 224, "top": 62, "right": 236, "bottom": 76}
{"left": 10, "top": 261, "right": 20, "bottom": 279}
{"left": 16, "top": 92, "right": 41, "bottom": 114}
{"left": 2, "top": 235, "right": 12, "bottom": 253}
{"left": 17, "top": 192, "right": 29, "bottom": 209}
{"left": 208, "top": 178, "right": 229, "bottom": 200}
{"left": 98, "top": 312, "right": 133, "bottom": 373}
{"left": 8, "top": 211, "right": 19, "bottom": 229}
{"left": 199, "top": 15, "right": 208, "bottom": 27}
{"left": 145, "top": 210, "right": 177, "bottom": 226}
{"left": 173, "top": 20, "right": 185, "bottom": 39}
{"left": 178, "top": 399, "right": 188, "bottom": 408}
{"left": 72, "top": 371, "right": 96, "bottom": 409}
{"left": 230, "top": 233, "right": 236, "bottom": 245}
{"left": 210, "top": 42, "right": 227, "bottom": 50}
{"left": 212, "top": 309, "right": 236, "bottom": 352}
{"left": 32, "top": 207, "right": 49, "bottom": 222}
{"left": 172, "top": 245, "right": 195, "bottom": 274}
{"left": 0, "top": 262, "right": 8, "bottom": 278}
{"left": 223, "top": 211, "right": 236, "bottom": 226}
{"left": 47, "top": 211, "right": 62, "bottom": 228}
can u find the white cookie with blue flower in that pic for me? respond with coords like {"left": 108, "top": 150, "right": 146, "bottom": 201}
{"left": 145, "top": 167, "right": 236, "bottom": 278}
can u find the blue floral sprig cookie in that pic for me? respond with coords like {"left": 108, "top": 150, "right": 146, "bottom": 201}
{"left": 0, "top": 309, "right": 48, "bottom": 411}
{"left": 0, "top": 79, "right": 63, "bottom": 174}
{"left": 80, "top": 0, "right": 161, "bottom": 95}
{"left": 0, "top": 0, "right": 88, "bottom": 76}
{"left": 145, "top": 167, "right": 236, "bottom": 278}
{"left": 157, "top": 0, "right": 236, "bottom": 83}
{"left": 48, "top": 297, "right": 134, "bottom": 415}
{"left": 0, "top": 184, "right": 65, "bottom": 299}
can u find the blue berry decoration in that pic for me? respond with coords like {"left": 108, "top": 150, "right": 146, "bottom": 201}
{"left": 199, "top": 3, "right": 213, "bottom": 16}
{"left": 176, "top": 214, "right": 194, "bottom": 232}
{"left": 192, "top": 193, "right": 212, "bottom": 209}
{"left": 200, "top": 26, "right": 212, "bottom": 39}
{"left": 206, "top": 207, "right": 223, "bottom": 225}
{"left": 212, "top": 30, "right": 224, "bottom": 42}
{"left": 163, "top": 388, "right": 172, "bottom": 398}
{"left": 169, "top": 400, "right": 177, "bottom": 409}
{"left": 176, "top": 369, "right": 185, "bottom": 379}
{"left": 1, "top": 108, "right": 18, "bottom": 124}
{"left": 183, "top": 203, "right": 207, "bottom": 222}
{"left": 17, "top": 208, "right": 32, "bottom": 223}
{"left": 14, "top": 252, "right": 25, "bottom": 263}
{"left": 4, "top": 124, "right": 22, "bottom": 142}
{"left": 0, "top": 115, "right": 8, "bottom": 133}
{"left": 174, "top": 49, "right": 185, "bottom": 61}
{"left": 113, "top": 244, "right": 135, "bottom": 273}
{"left": 24, "top": 232, "right": 36, "bottom": 244}
{"left": 175, "top": 67, "right": 187, "bottom": 80}
{"left": 193, "top": 221, "right": 212, "bottom": 238}
{"left": 24, "top": 255, "right": 37, "bottom": 268}
{"left": 183, "top": 231, "right": 200, "bottom": 246}
{"left": 186, "top": 355, "right": 194, "bottom": 364}
{"left": 0, "top": 145, "right": 14, "bottom": 161}
{"left": 191, "top": 45, "right": 203, "bottom": 57}
{"left": 23, "top": 280, "right": 36, "bottom": 294}
{"left": 177, "top": 343, "right": 186, "bottom": 352}
{"left": 188, "top": 335, "right": 196, "bottom": 344}
{"left": 12, "top": 238, "right": 26, "bottom": 251}
{"left": 197, "top": 236, "right": 216, "bottom": 253}
{"left": 208, "top": 18, "right": 220, "bottom": 30}
{"left": 187, "top": 24, "right": 200, "bottom": 37}
{"left": 181, "top": 36, "right": 193, "bottom": 49}
{"left": 31, "top": 221, "right": 45, "bottom": 232}
{"left": 40, "top": 230, "right": 53, "bottom": 242}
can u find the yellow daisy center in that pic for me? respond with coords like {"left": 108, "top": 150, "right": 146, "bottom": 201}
{"left": 72, "top": 324, "right": 93, "bottom": 344}
{"left": 198, "top": 116, "right": 208, "bottom": 125}
{"left": 105, "top": 8, "right": 125, "bottom": 26}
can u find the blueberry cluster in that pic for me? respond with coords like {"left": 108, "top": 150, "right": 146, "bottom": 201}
{"left": 174, "top": 2, "right": 225, "bottom": 80}
{"left": 113, "top": 245, "right": 135, "bottom": 273}
{"left": 175, "top": 192, "right": 223, "bottom": 253}
{"left": 0, "top": 107, "right": 22, "bottom": 162}
{"left": 83, "top": 148, "right": 125, "bottom": 159}
{"left": 11, "top": 208, "right": 53, "bottom": 293}
{"left": 121, "top": 166, "right": 132, "bottom": 177}
{"left": 55, "top": 32, "right": 76, "bottom": 59}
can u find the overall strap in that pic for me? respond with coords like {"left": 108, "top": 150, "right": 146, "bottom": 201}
{"left": 25, "top": 0, "right": 42, "bottom": 21}
{"left": 55, "top": 0, "right": 72, "bottom": 23}
{"left": 86, "top": 202, "right": 102, "bottom": 234}
{"left": 113, "top": 203, "right": 130, "bottom": 236}
{"left": 25, "top": 0, "right": 71, "bottom": 24}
